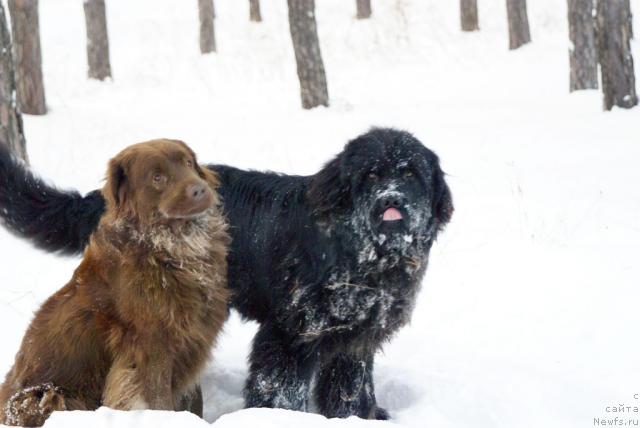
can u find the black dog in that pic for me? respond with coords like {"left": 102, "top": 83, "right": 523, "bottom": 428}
{"left": 0, "top": 128, "right": 453, "bottom": 420}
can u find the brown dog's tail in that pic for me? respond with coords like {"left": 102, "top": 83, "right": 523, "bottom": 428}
{"left": 0, "top": 144, "right": 105, "bottom": 255}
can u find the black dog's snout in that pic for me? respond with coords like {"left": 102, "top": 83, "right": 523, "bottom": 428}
{"left": 381, "top": 196, "right": 406, "bottom": 209}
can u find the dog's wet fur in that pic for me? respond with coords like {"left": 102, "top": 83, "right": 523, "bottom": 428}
{"left": 0, "top": 140, "right": 229, "bottom": 426}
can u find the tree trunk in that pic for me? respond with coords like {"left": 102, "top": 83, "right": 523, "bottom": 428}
{"left": 623, "top": 0, "right": 633, "bottom": 38}
{"left": 198, "top": 0, "right": 216, "bottom": 54}
{"left": 250, "top": 0, "right": 262, "bottom": 22}
{"left": 0, "top": 2, "right": 27, "bottom": 162}
{"left": 596, "top": 0, "right": 637, "bottom": 110}
{"left": 460, "top": 0, "right": 479, "bottom": 31}
{"left": 356, "top": 0, "right": 371, "bottom": 19}
{"left": 287, "top": 0, "right": 329, "bottom": 109}
{"left": 506, "top": 0, "right": 531, "bottom": 49}
{"left": 568, "top": 0, "right": 598, "bottom": 91}
{"left": 7, "top": 0, "right": 46, "bottom": 115}
{"left": 83, "top": 0, "right": 112, "bottom": 81}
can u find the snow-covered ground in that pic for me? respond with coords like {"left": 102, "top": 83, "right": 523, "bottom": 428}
{"left": 1, "top": 0, "right": 639, "bottom": 427}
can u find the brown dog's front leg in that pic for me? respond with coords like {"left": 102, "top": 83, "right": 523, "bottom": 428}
{"left": 103, "top": 347, "right": 173, "bottom": 411}
{"left": 176, "top": 384, "right": 204, "bottom": 418}
{"left": 139, "top": 345, "right": 174, "bottom": 410}
{"left": 103, "top": 354, "right": 147, "bottom": 410}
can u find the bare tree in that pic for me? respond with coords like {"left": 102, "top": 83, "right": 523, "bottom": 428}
{"left": 7, "top": 0, "right": 46, "bottom": 115}
{"left": 250, "top": 0, "right": 262, "bottom": 22}
{"left": 0, "top": 2, "right": 27, "bottom": 161}
{"left": 356, "top": 0, "right": 371, "bottom": 19}
{"left": 84, "top": 0, "right": 112, "bottom": 80}
{"left": 461, "top": 0, "right": 479, "bottom": 31}
{"left": 287, "top": 0, "right": 329, "bottom": 109}
{"left": 597, "top": 0, "right": 637, "bottom": 110}
{"left": 506, "top": 0, "right": 531, "bottom": 49}
{"left": 623, "top": 0, "right": 633, "bottom": 38}
{"left": 568, "top": 0, "right": 598, "bottom": 91}
{"left": 198, "top": 0, "right": 216, "bottom": 53}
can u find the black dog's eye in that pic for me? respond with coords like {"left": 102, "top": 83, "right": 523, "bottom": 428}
{"left": 404, "top": 170, "right": 414, "bottom": 178}
{"left": 367, "top": 172, "right": 379, "bottom": 181}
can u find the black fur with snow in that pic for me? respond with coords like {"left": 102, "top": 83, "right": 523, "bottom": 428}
{"left": 0, "top": 128, "right": 453, "bottom": 420}
{"left": 218, "top": 128, "right": 453, "bottom": 419}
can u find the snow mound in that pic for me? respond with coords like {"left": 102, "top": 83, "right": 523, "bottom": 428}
{"left": 43, "top": 408, "right": 393, "bottom": 428}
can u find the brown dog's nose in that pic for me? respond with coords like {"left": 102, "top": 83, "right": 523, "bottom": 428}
{"left": 187, "top": 183, "right": 208, "bottom": 201}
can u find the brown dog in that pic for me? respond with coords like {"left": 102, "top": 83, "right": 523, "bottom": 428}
{"left": 0, "top": 139, "right": 229, "bottom": 426}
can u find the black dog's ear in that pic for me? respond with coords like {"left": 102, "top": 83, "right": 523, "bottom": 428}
{"left": 433, "top": 166, "right": 453, "bottom": 229}
{"left": 308, "top": 154, "right": 352, "bottom": 217}
{"left": 104, "top": 157, "right": 128, "bottom": 210}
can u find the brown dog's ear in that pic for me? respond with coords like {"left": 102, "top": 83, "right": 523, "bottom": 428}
{"left": 104, "top": 156, "right": 128, "bottom": 210}
{"left": 198, "top": 165, "right": 220, "bottom": 189}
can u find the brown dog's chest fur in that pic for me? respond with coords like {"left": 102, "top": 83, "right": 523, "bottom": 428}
{"left": 92, "top": 212, "right": 229, "bottom": 400}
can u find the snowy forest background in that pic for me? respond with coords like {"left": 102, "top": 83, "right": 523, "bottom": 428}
{"left": 0, "top": 0, "right": 639, "bottom": 427}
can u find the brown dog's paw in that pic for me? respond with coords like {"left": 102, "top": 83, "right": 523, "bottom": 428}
{"left": 4, "top": 383, "right": 66, "bottom": 426}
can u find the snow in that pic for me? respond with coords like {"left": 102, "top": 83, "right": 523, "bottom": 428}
{"left": 1, "top": 0, "right": 639, "bottom": 427}
{"left": 43, "top": 407, "right": 392, "bottom": 428}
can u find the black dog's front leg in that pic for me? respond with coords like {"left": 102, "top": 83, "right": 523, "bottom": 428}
{"left": 244, "top": 323, "right": 317, "bottom": 412}
{"left": 315, "top": 352, "right": 389, "bottom": 420}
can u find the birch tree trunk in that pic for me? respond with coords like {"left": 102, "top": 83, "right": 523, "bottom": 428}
{"left": 84, "top": 0, "right": 112, "bottom": 80}
{"left": 199, "top": 0, "right": 216, "bottom": 53}
{"left": 597, "top": 0, "right": 637, "bottom": 110}
{"left": 356, "top": 0, "right": 371, "bottom": 20}
{"left": 568, "top": 0, "right": 598, "bottom": 91}
{"left": 0, "top": 2, "right": 27, "bottom": 162}
{"left": 250, "top": 0, "right": 262, "bottom": 22}
{"left": 506, "top": 0, "right": 531, "bottom": 49}
{"left": 461, "top": 0, "right": 479, "bottom": 31}
{"left": 7, "top": 0, "right": 46, "bottom": 115}
{"left": 287, "top": 0, "right": 329, "bottom": 109}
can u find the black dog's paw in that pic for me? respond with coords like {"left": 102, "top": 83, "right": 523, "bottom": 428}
{"left": 373, "top": 406, "right": 390, "bottom": 420}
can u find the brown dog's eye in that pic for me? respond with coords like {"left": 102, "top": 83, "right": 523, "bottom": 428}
{"left": 186, "top": 160, "right": 193, "bottom": 168}
{"left": 153, "top": 173, "right": 164, "bottom": 183}
{"left": 368, "top": 172, "right": 379, "bottom": 181}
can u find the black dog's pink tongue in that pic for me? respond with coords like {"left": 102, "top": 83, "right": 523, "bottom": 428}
{"left": 383, "top": 207, "right": 403, "bottom": 221}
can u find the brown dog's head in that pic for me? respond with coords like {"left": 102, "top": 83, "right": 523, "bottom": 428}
{"left": 103, "top": 139, "right": 219, "bottom": 225}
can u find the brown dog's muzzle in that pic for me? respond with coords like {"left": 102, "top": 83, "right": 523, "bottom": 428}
{"left": 161, "top": 178, "right": 215, "bottom": 219}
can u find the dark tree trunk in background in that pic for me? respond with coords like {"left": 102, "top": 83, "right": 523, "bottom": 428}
{"left": 7, "top": 0, "right": 46, "bottom": 115}
{"left": 356, "top": 0, "right": 371, "bottom": 19}
{"left": 623, "top": 0, "right": 633, "bottom": 38}
{"left": 568, "top": 0, "right": 598, "bottom": 91}
{"left": 0, "top": 2, "right": 27, "bottom": 162}
{"left": 287, "top": 0, "right": 329, "bottom": 109}
{"left": 83, "top": 0, "right": 112, "bottom": 81}
{"left": 597, "top": 0, "right": 637, "bottom": 110}
{"left": 506, "top": 0, "right": 531, "bottom": 49}
{"left": 460, "top": 0, "right": 479, "bottom": 31}
{"left": 198, "top": 0, "right": 216, "bottom": 53}
{"left": 250, "top": 0, "right": 262, "bottom": 22}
